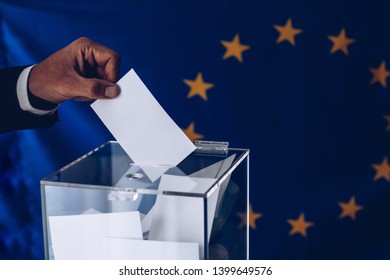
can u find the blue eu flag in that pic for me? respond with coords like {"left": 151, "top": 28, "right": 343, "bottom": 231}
{"left": 0, "top": 0, "right": 390, "bottom": 259}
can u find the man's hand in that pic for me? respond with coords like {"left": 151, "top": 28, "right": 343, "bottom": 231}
{"left": 28, "top": 37, "right": 121, "bottom": 104}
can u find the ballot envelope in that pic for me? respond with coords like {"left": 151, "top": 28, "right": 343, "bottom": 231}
{"left": 40, "top": 141, "right": 249, "bottom": 260}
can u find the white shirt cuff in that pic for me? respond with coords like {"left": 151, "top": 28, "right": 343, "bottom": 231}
{"left": 16, "top": 65, "right": 58, "bottom": 116}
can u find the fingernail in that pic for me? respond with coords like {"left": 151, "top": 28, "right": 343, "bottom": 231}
{"left": 105, "top": 86, "right": 118, "bottom": 98}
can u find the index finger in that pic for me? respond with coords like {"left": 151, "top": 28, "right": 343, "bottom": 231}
{"left": 76, "top": 38, "right": 121, "bottom": 83}
{"left": 92, "top": 44, "right": 121, "bottom": 83}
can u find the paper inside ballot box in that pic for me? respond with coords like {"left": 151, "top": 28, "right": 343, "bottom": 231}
{"left": 48, "top": 155, "right": 237, "bottom": 259}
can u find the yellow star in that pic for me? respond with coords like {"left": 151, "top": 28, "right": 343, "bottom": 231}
{"left": 338, "top": 196, "right": 363, "bottom": 220}
{"left": 184, "top": 72, "right": 214, "bottom": 101}
{"left": 182, "top": 122, "right": 203, "bottom": 142}
{"left": 287, "top": 213, "right": 314, "bottom": 237}
{"left": 221, "top": 34, "right": 250, "bottom": 62}
{"left": 372, "top": 157, "right": 390, "bottom": 182}
{"left": 328, "top": 28, "right": 355, "bottom": 55}
{"left": 384, "top": 115, "right": 390, "bottom": 131}
{"left": 370, "top": 61, "right": 390, "bottom": 88}
{"left": 274, "top": 18, "right": 302, "bottom": 46}
{"left": 237, "top": 204, "right": 262, "bottom": 229}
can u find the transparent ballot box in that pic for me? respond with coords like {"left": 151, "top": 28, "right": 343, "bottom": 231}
{"left": 41, "top": 141, "right": 249, "bottom": 260}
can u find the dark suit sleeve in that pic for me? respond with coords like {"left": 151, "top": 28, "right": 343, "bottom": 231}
{"left": 0, "top": 66, "right": 58, "bottom": 134}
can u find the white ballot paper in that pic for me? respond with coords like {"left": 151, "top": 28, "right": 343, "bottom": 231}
{"left": 145, "top": 156, "right": 237, "bottom": 258}
{"left": 148, "top": 175, "right": 218, "bottom": 259}
{"left": 49, "top": 211, "right": 143, "bottom": 260}
{"left": 91, "top": 69, "right": 196, "bottom": 182}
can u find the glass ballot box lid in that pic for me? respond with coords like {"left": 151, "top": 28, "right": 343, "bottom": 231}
{"left": 41, "top": 141, "right": 249, "bottom": 260}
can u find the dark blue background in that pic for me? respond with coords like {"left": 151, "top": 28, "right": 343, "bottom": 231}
{"left": 1, "top": 0, "right": 390, "bottom": 259}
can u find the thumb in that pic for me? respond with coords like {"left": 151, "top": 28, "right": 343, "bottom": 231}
{"left": 75, "top": 77, "right": 120, "bottom": 100}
